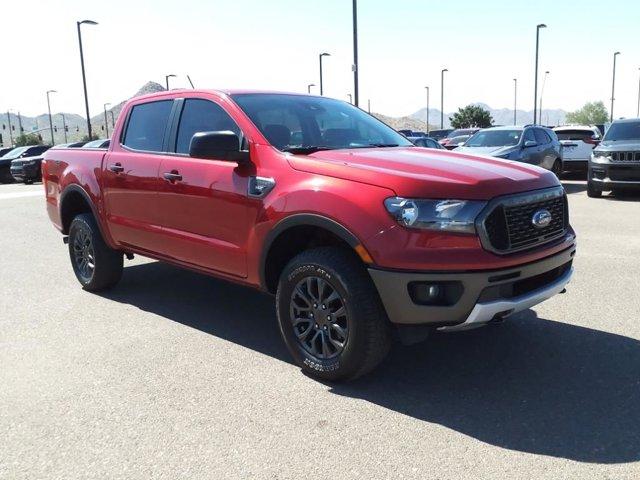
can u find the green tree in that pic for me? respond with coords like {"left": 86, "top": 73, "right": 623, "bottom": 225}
{"left": 565, "top": 101, "right": 609, "bottom": 125}
{"left": 449, "top": 105, "right": 494, "bottom": 129}
{"left": 14, "top": 133, "right": 43, "bottom": 147}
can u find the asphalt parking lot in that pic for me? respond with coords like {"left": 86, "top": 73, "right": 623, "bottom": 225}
{"left": 1, "top": 180, "right": 639, "bottom": 479}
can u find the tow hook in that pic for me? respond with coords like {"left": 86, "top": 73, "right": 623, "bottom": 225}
{"left": 560, "top": 288, "right": 567, "bottom": 294}
{"left": 62, "top": 236, "right": 69, "bottom": 244}
{"left": 125, "top": 252, "right": 134, "bottom": 260}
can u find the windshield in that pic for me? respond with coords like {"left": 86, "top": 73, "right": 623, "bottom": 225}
{"left": 231, "top": 94, "right": 413, "bottom": 152}
{"left": 465, "top": 129, "right": 522, "bottom": 147}
{"left": 2, "top": 146, "right": 29, "bottom": 159}
{"left": 603, "top": 121, "right": 640, "bottom": 142}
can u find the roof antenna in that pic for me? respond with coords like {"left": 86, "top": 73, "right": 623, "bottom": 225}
{"left": 187, "top": 75, "right": 195, "bottom": 89}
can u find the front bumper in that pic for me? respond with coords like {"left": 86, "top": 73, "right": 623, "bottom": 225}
{"left": 589, "top": 162, "right": 640, "bottom": 190}
{"left": 368, "top": 245, "right": 575, "bottom": 329}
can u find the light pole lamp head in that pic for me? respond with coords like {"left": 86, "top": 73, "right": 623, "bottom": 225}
{"left": 104, "top": 102, "right": 111, "bottom": 109}
{"left": 166, "top": 74, "right": 176, "bottom": 79}
{"left": 537, "top": 23, "right": 547, "bottom": 29}
{"left": 79, "top": 19, "right": 98, "bottom": 26}
{"left": 320, "top": 52, "right": 330, "bottom": 57}
{"left": 47, "top": 89, "right": 57, "bottom": 95}
{"left": 614, "top": 51, "right": 620, "bottom": 57}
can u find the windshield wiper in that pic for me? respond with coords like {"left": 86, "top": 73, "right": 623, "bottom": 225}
{"left": 281, "top": 146, "right": 335, "bottom": 154}
{"left": 365, "top": 143, "right": 400, "bottom": 148}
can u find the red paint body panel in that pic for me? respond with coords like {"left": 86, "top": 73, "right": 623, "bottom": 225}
{"left": 43, "top": 89, "right": 575, "bottom": 292}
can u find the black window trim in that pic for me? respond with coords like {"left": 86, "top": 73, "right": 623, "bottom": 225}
{"left": 119, "top": 98, "right": 177, "bottom": 155}
{"left": 164, "top": 97, "right": 246, "bottom": 158}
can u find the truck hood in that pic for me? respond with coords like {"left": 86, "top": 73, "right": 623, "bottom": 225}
{"left": 287, "top": 147, "right": 559, "bottom": 200}
{"left": 597, "top": 141, "right": 640, "bottom": 151}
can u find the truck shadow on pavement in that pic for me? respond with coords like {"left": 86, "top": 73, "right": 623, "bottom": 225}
{"left": 333, "top": 312, "right": 640, "bottom": 465}
{"left": 102, "top": 261, "right": 640, "bottom": 465}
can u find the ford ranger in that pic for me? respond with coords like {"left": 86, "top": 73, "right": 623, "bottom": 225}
{"left": 42, "top": 90, "right": 576, "bottom": 381}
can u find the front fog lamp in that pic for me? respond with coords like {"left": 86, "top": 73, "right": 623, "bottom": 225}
{"left": 384, "top": 197, "right": 486, "bottom": 234}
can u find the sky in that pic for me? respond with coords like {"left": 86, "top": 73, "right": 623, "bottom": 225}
{"left": 2, "top": 0, "right": 639, "bottom": 120}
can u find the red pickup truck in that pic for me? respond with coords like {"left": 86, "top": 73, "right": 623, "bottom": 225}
{"left": 43, "top": 90, "right": 576, "bottom": 381}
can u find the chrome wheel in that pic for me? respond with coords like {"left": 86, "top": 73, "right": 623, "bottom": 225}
{"left": 72, "top": 227, "right": 95, "bottom": 282}
{"left": 289, "top": 276, "right": 349, "bottom": 360}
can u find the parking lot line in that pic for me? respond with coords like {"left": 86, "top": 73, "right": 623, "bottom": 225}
{"left": 0, "top": 190, "right": 43, "bottom": 200}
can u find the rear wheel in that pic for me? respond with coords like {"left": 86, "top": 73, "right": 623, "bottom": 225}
{"left": 587, "top": 180, "right": 602, "bottom": 198}
{"left": 68, "top": 213, "right": 123, "bottom": 291}
{"left": 0, "top": 168, "right": 14, "bottom": 184}
{"left": 276, "top": 247, "right": 391, "bottom": 382}
{"left": 551, "top": 159, "right": 563, "bottom": 178}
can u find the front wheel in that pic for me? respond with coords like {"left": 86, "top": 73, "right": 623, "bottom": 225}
{"left": 68, "top": 213, "right": 123, "bottom": 291}
{"left": 551, "top": 159, "right": 563, "bottom": 179}
{"left": 276, "top": 247, "right": 391, "bottom": 382}
{"left": 587, "top": 180, "right": 602, "bottom": 198}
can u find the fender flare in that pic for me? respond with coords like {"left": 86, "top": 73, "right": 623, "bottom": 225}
{"left": 259, "top": 213, "right": 362, "bottom": 290}
{"left": 59, "top": 185, "right": 111, "bottom": 243}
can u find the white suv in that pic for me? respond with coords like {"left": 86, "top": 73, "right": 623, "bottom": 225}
{"left": 553, "top": 125, "right": 601, "bottom": 176}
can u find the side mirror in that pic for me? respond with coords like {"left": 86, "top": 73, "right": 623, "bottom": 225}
{"left": 189, "top": 131, "right": 249, "bottom": 162}
{"left": 523, "top": 140, "right": 537, "bottom": 148}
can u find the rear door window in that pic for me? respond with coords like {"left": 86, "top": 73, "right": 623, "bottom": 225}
{"left": 123, "top": 100, "right": 173, "bottom": 152}
{"left": 534, "top": 129, "right": 551, "bottom": 145}
{"left": 175, "top": 99, "right": 241, "bottom": 154}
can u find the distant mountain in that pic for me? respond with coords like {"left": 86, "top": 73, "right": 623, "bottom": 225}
{"left": 410, "top": 103, "right": 568, "bottom": 129}
{"left": 1, "top": 81, "right": 166, "bottom": 147}
{"left": 373, "top": 112, "right": 435, "bottom": 133}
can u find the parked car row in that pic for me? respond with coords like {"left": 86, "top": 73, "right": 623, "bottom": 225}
{"left": 0, "top": 139, "right": 110, "bottom": 184}
{"left": 407, "top": 118, "right": 640, "bottom": 197}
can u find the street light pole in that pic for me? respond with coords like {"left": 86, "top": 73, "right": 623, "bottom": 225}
{"left": 533, "top": 23, "right": 546, "bottom": 125}
{"left": 347, "top": 93, "right": 353, "bottom": 104}
{"left": 637, "top": 67, "right": 640, "bottom": 118}
{"left": 62, "top": 114, "right": 68, "bottom": 143}
{"left": 319, "top": 53, "right": 330, "bottom": 96}
{"left": 77, "top": 19, "right": 98, "bottom": 140}
{"left": 6, "top": 111, "right": 13, "bottom": 146}
{"left": 610, "top": 51, "right": 620, "bottom": 123}
{"left": 165, "top": 74, "right": 176, "bottom": 90}
{"left": 307, "top": 83, "right": 315, "bottom": 94}
{"left": 425, "top": 86, "right": 430, "bottom": 134}
{"left": 440, "top": 68, "right": 448, "bottom": 129}
{"left": 109, "top": 111, "right": 115, "bottom": 129}
{"left": 513, "top": 78, "right": 517, "bottom": 125}
{"left": 539, "top": 71, "right": 549, "bottom": 125}
{"left": 46, "top": 90, "right": 57, "bottom": 145}
{"left": 352, "top": 0, "right": 359, "bottom": 107}
{"left": 368, "top": 99, "right": 371, "bottom": 113}
{"left": 103, "top": 103, "right": 111, "bottom": 138}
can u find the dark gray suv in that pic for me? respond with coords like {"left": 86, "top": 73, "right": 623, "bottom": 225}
{"left": 588, "top": 118, "right": 640, "bottom": 198}
{"left": 455, "top": 126, "right": 563, "bottom": 176}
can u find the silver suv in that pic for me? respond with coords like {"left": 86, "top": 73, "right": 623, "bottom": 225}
{"left": 588, "top": 118, "right": 640, "bottom": 198}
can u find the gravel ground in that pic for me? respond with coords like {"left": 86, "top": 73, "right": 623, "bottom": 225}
{"left": 1, "top": 180, "right": 639, "bottom": 479}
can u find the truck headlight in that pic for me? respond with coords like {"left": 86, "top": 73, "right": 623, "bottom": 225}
{"left": 591, "top": 151, "right": 611, "bottom": 163}
{"left": 384, "top": 197, "right": 486, "bottom": 234}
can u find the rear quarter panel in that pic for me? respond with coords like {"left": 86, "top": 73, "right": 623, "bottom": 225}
{"left": 42, "top": 148, "right": 114, "bottom": 245}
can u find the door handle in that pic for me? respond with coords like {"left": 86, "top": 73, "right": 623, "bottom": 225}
{"left": 109, "top": 163, "right": 124, "bottom": 173}
{"left": 163, "top": 171, "right": 182, "bottom": 182}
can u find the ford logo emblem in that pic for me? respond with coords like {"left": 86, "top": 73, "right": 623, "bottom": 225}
{"left": 532, "top": 209, "right": 552, "bottom": 228}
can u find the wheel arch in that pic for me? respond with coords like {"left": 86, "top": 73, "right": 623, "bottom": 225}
{"left": 59, "top": 185, "right": 111, "bottom": 245}
{"left": 260, "top": 214, "right": 371, "bottom": 293}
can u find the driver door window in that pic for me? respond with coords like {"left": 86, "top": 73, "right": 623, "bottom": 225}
{"left": 175, "top": 99, "right": 241, "bottom": 155}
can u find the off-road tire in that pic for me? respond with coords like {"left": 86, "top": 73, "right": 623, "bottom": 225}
{"left": 276, "top": 247, "right": 391, "bottom": 382}
{"left": 68, "top": 213, "right": 123, "bottom": 291}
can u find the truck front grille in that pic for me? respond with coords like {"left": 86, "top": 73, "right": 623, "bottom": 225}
{"left": 611, "top": 151, "right": 640, "bottom": 162}
{"left": 479, "top": 187, "right": 568, "bottom": 254}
